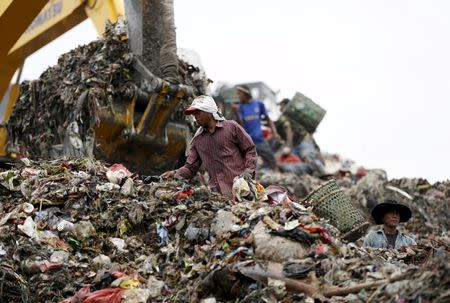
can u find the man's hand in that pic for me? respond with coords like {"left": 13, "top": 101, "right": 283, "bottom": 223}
{"left": 239, "top": 172, "right": 253, "bottom": 181}
{"left": 231, "top": 104, "right": 240, "bottom": 114}
{"left": 161, "top": 170, "right": 176, "bottom": 179}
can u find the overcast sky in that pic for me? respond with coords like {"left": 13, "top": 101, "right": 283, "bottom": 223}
{"left": 20, "top": 0, "right": 450, "bottom": 182}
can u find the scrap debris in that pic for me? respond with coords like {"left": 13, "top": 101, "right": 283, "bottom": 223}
{"left": 6, "top": 22, "right": 206, "bottom": 160}
{"left": 1, "top": 18, "right": 448, "bottom": 303}
{"left": 0, "top": 157, "right": 448, "bottom": 303}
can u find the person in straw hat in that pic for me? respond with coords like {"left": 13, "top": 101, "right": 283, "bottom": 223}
{"left": 363, "top": 200, "right": 416, "bottom": 249}
{"left": 161, "top": 95, "right": 257, "bottom": 198}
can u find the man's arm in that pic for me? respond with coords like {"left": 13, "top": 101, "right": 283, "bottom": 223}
{"left": 283, "top": 119, "right": 294, "bottom": 149}
{"left": 233, "top": 122, "right": 257, "bottom": 173}
{"left": 259, "top": 101, "right": 281, "bottom": 143}
{"left": 266, "top": 118, "right": 281, "bottom": 143}
{"left": 177, "top": 143, "right": 202, "bottom": 179}
{"left": 162, "top": 142, "right": 202, "bottom": 179}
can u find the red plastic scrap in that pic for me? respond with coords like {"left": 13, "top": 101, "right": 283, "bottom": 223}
{"left": 60, "top": 287, "right": 90, "bottom": 303}
{"left": 83, "top": 288, "right": 124, "bottom": 303}
{"left": 24, "top": 260, "right": 62, "bottom": 274}
{"left": 301, "top": 225, "right": 332, "bottom": 243}
{"left": 314, "top": 245, "right": 328, "bottom": 256}
{"left": 108, "top": 163, "right": 132, "bottom": 176}
{"left": 60, "top": 161, "right": 72, "bottom": 169}
{"left": 175, "top": 188, "right": 194, "bottom": 201}
{"left": 60, "top": 287, "right": 124, "bottom": 303}
{"left": 277, "top": 153, "right": 302, "bottom": 164}
{"left": 355, "top": 167, "right": 368, "bottom": 180}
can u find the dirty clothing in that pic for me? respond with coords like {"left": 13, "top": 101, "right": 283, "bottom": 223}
{"left": 276, "top": 115, "right": 308, "bottom": 147}
{"left": 363, "top": 229, "right": 416, "bottom": 249}
{"left": 275, "top": 115, "right": 324, "bottom": 175}
{"left": 177, "top": 120, "right": 257, "bottom": 198}
{"left": 238, "top": 100, "right": 268, "bottom": 145}
{"left": 238, "top": 100, "right": 277, "bottom": 168}
{"left": 256, "top": 141, "right": 277, "bottom": 169}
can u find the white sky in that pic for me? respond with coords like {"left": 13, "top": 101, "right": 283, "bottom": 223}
{"left": 20, "top": 0, "right": 450, "bottom": 182}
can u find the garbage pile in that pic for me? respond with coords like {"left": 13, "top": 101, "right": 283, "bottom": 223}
{"left": 0, "top": 158, "right": 448, "bottom": 303}
{"left": 7, "top": 22, "right": 206, "bottom": 159}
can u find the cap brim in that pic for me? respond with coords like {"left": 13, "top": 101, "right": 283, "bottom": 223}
{"left": 184, "top": 106, "right": 198, "bottom": 115}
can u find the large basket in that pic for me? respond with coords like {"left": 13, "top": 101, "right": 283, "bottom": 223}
{"left": 305, "top": 179, "right": 369, "bottom": 242}
{"left": 283, "top": 92, "right": 326, "bottom": 133}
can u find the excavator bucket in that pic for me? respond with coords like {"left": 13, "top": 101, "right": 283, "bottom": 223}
{"left": 93, "top": 79, "right": 193, "bottom": 174}
{"left": 84, "top": 0, "right": 195, "bottom": 174}
{"left": 4, "top": 0, "right": 201, "bottom": 174}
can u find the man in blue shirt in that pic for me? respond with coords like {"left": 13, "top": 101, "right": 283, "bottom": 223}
{"left": 363, "top": 200, "right": 416, "bottom": 249}
{"left": 232, "top": 85, "right": 280, "bottom": 170}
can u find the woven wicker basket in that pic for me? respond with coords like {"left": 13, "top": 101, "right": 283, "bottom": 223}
{"left": 305, "top": 179, "right": 369, "bottom": 242}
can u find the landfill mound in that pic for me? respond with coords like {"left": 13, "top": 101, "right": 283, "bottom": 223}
{"left": 0, "top": 158, "right": 448, "bottom": 303}
{"left": 7, "top": 22, "right": 205, "bottom": 159}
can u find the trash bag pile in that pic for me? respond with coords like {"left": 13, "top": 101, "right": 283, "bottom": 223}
{"left": 0, "top": 157, "right": 448, "bottom": 303}
{"left": 7, "top": 21, "right": 206, "bottom": 159}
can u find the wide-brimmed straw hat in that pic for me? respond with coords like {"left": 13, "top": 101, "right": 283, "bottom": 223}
{"left": 371, "top": 200, "right": 412, "bottom": 225}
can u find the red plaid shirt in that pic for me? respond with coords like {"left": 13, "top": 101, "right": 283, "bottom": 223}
{"left": 177, "top": 120, "right": 257, "bottom": 198}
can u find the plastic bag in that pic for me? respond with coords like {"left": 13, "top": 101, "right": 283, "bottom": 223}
{"left": 232, "top": 177, "right": 267, "bottom": 202}
{"left": 83, "top": 288, "right": 124, "bottom": 303}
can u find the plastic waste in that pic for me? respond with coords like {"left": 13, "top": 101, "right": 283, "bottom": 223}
{"left": 109, "top": 237, "right": 128, "bottom": 252}
{"left": 267, "top": 277, "right": 287, "bottom": 299}
{"left": 184, "top": 223, "right": 210, "bottom": 243}
{"left": 17, "top": 217, "right": 37, "bottom": 238}
{"left": 211, "top": 210, "right": 241, "bottom": 239}
{"left": 121, "top": 289, "right": 151, "bottom": 303}
{"left": 73, "top": 221, "right": 96, "bottom": 239}
{"left": 282, "top": 260, "right": 314, "bottom": 278}
{"left": 0, "top": 243, "right": 6, "bottom": 256}
{"left": 233, "top": 177, "right": 251, "bottom": 201}
{"left": 54, "top": 219, "right": 75, "bottom": 232}
{"left": 265, "top": 185, "right": 293, "bottom": 205}
{"left": 121, "top": 178, "right": 135, "bottom": 196}
{"left": 22, "top": 259, "right": 62, "bottom": 274}
{"left": 147, "top": 276, "right": 165, "bottom": 298}
{"left": 0, "top": 170, "right": 20, "bottom": 191}
{"left": 270, "top": 228, "right": 315, "bottom": 245}
{"left": 200, "top": 298, "right": 217, "bottom": 303}
{"left": 83, "top": 287, "right": 124, "bottom": 303}
{"left": 0, "top": 202, "right": 34, "bottom": 226}
{"left": 96, "top": 183, "right": 121, "bottom": 192}
{"left": 50, "top": 251, "right": 70, "bottom": 263}
{"left": 112, "top": 276, "right": 140, "bottom": 289}
{"left": 93, "top": 254, "right": 112, "bottom": 267}
{"left": 106, "top": 163, "right": 132, "bottom": 185}
{"left": 156, "top": 224, "right": 169, "bottom": 246}
{"left": 252, "top": 232, "right": 308, "bottom": 262}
